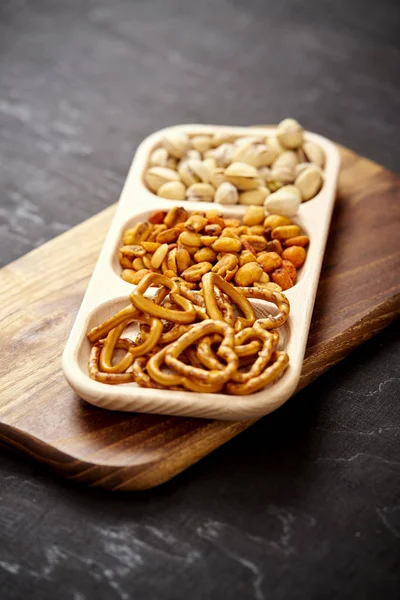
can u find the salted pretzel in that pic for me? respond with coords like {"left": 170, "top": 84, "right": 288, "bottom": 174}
{"left": 202, "top": 273, "right": 255, "bottom": 331}
{"left": 89, "top": 341, "right": 136, "bottom": 384}
{"left": 237, "top": 287, "right": 290, "bottom": 329}
{"left": 227, "top": 351, "right": 289, "bottom": 395}
{"left": 231, "top": 328, "right": 276, "bottom": 383}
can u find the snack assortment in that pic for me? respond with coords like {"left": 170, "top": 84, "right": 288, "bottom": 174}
{"left": 87, "top": 272, "right": 290, "bottom": 395}
{"left": 119, "top": 206, "right": 309, "bottom": 291}
{"left": 144, "top": 118, "right": 325, "bottom": 216}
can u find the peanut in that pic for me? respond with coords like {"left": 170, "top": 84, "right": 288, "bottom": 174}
{"left": 176, "top": 245, "right": 192, "bottom": 273}
{"left": 212, "top": 237, "right": 243, "bottom": 253}
{"left": 242, "top": 206, "right": 265, "bottom": 226}
{"left": 194, "top": 247, "right": 217, "bottom": 263}
{"left": 256, "top": 252, "right": 282, "bottom": 273}
{"left": 200, "top": 235, "right": 218, "bottom": 246}
{"left": 119, "top": 254, "right": 133, "bottom": 269}
{"left": 234, "top": 263, "right": 264, "bottom": 286}
{"left": 132, "top": 257, "right": 145, "bottom": 271}
{"left": 282, "top": 259, "right": 297, "bottom": 283}
{"left": 151, "top": 243, "right": 169, "bottom": 269}
{"left": 178, "top": 231, "right": 203, "bottom": 247}
{"left": 119, "top": 245, "right": 146, "bottom": 258}
{"left": 121, "top": 269, "right": 151, "bottom": 284}
{"left": 181, "top": 261, "right": 213, "bottom": 282}
{"left": 271, "top": 225, "right": 301, "bottom": 241}
{"left": 271, "top": 268, "right": 293, "bottom": 290}
{"left": 282, "top": 246, "right": 307, "bottom": 268}
{"left": 156, "top": 227, "right": 180, "bottom": 244}
{"left": 283, "top": 235, "right": 310, "bottom": 248}
{"left": 263, "top": 215, "right": 291, "bottom": 229}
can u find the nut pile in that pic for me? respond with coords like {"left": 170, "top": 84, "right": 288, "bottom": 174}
{"left": 144, "top": 118, "right": 325, "bottom": 216}
{"left": 119, "top": 205, "right": 309, "bottom": 291}
{"left": 87, "top": 272, "right": 290, "bottom": 395}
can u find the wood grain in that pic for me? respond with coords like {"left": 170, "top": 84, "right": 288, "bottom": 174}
{"left": 0, "top": 145, "right": 399, "bottom": 490}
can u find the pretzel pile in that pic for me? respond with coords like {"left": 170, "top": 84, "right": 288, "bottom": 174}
{"left": 87, "top": 272, "right": 290, "bottom": 395}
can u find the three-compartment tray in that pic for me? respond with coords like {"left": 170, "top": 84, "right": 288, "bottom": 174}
{"left": 62, "top": 124, "right": 340, "bottom": 421}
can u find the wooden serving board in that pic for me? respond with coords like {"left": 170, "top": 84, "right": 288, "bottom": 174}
{"left": 1, "top": 145, "right": 399, "bottom": 490}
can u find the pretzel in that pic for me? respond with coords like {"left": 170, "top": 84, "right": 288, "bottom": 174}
{"left": 179, "top": 285, "right": 205, "bottom": 307}
{"left": 132, "top": 356, "right": 162, "bottom": 389}
{"left": 164, "top": 320, "right": 238, "bottom": 386}
{"left": 87, "top": 283, "right": 168, "bottom": 343}
{"left": 99, "top": 316, "right": 163, "bottom": 373}
{"left": 147, "top": 346, "right": 224, "bottom": 393}
{"left": 89, "top": 342, "right": 136, "bottom": 384}
{"left": 196, "top": 334, "right": 225, "bottom": 371}
{"left": 202, "top": 273, "right": 255, "bottom": 331}
{"left": 130, "top": 273, "right": 197, "bottom": 324}
{"left": 214, "top": 287, "right": 234, "bottom": 327}
{"left": 231, "top": 328, "right": 276, "bottom": 383}
{"left": 227, "top": 351, "right": 289, "bottom": 395}
{"left": 237, "top": 287, "right": 290, "bottom": 329}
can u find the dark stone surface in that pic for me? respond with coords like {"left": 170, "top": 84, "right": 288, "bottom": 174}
{"left": 0, "top": 1, "right": 399, "bottom": 599}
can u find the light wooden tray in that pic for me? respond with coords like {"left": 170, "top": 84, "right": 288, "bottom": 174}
{"left": 62, "top": 125, "right": 340, "bottom": 420}
{"left": 1, "top": 144, "right": 399, "bottom": 489}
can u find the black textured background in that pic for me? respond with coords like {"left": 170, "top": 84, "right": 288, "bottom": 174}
{"left": 0, "top": 1, "right": 399, "bottom": 599}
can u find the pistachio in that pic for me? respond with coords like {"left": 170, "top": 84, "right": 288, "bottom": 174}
{"left": 178, "top": 159, "right": 210, "bottom": 186}
{"left": 268, "top": 165, "right": 295, "bottom": 186}
{"left": 258, "top": 167, "right": 271, "bottom": 182}
{"left": 145, "top": 167, "right": 180, "bottom": 193}
{"left": 233, "top": 142, "right": 276, "bottom": 168}
{"left": 186, "top": 182, "right": 215, "bottom": 203}
{"left": 225, "top": 162, "right": 260, "bottom": 191}
{"left": 272, "top": 150, "right": 299, "bottom": 170}
{"left": 191, "top": 135, "right": 212, "bottom": 153}
{"left": 267, "top": 136, "right": 284, "bottom": 156}
{"left": 264, "top": 185, "right": 301, "bottom": 217}
{"left": 211, "top": 132, "right": 236, "bottom": 147}
{"left": 295, "top": 165, "right": 324, "bottom": 201}
{"left": 203, "top": 157, "right": 217, "bottom": 171}
{"left": 214, "top": 182, "right": 239, "bottom": 205}
{"left": 149, "top": 147, "right": 176, "bottom": 169}
{"left": 186, "top": 149, "right": 202, "bottom": 161}
{"left": 162, "top": 131, "right": 190, "bottom": 158}
{"left": 302, "top": 141, "right": 325, "bottom": 168}
{"left": 234, "top": 135, "right": 265, "bottom": 147}
{"left": 210, "top": 143, "right": 235, "bottom": 167}
{"left": 157, "top": 181, "right": 186, "bottom": 200}
{"left": 276, "top": 118, "right": 304, "bottom": 149}
{"left": 209, "top": 167, "right": 226, "bottom": 188}
{"left": 239, "top": 186, "right": 270, "bottom": 206}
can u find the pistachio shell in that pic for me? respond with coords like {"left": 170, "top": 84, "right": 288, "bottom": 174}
{"left": 157, "top": 181, "right": 186, "bottom": 200}
{"left": 295, "top": 162, "right": 323, "bottom": 178}
{"left": 178, "top": 159, "right": 210, "bottom": 186}
{"left": 295, "top": 165, "right": 324, "bottom": 201}
{"left": 145, "top": 167, "right": 180, "bottom": 193}
{"left": 211, "top": 132, "right": 237, "bottom": 147}
{"left": 239, "top": 187, "right": 270, "bottom": 206}
{"left": 233, "top": 142, "right": 276, "bottom": 168}
{"left": 210, "top": 143, "right": 235, "bottom": 167}
{"left": 203, "top": 157, "right": 217, "bottom": 171}
{"left": 258, "top": 167, "right": 271, "bottom": 182}
{"left": 191, "top": 135, "right": 212, "bottom": 153}
{"left": 162, "top": 132, "right": 190, "bottom": 158}
{"left": 186, "top": 182, "right": 215, "bottom": 202}
{"left": 225, "top": 162, "right": 261, "bottom": 191}
{"left": 149, "top": 147, "right": 169, "bottom": 167}
{"left": 264, "top": 186, "right": 301, "bottom": 216}
{"left": 302, "top": 141, "right": 325, "bottom": 168}
{"left": 209, "top": 167, "right": 227, "bottom": 188}
{"left": 276, "top": 118, "right": 304, "bottom": 149}
{"left": 214, "top": 182, "right": 239, "bottom": 205}
{"left": 272, "top": 150, "right": 299, "bottom": 170}
{"left": 234, "top": 135, "right": 265, "bottom": 147}
{"left": 268, "top": 165, "right": 295, "bottom": 185}
{"left": 186, "top": 149, "right": 202, "bottom": 161}
{"left": 267, "top": 136, "right": 284, "bottom": 156}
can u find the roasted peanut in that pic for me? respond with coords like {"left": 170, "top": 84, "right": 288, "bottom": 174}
{"left": 242, "top": 206, "right": 265, "bottom": 226}
{"left": 156, "top": 227, "right": 180, "bottom": 244}
{"left": 212, "top": 254, "right": 238, "bottom": 277}
{"left": 185, "top": 215, "right": 208, "bottom": 232}
{"left": 271, "top": 268, "right": 293, "bottom": 290}
{"left": 271, "top": 225, "right": 301, "bottom": 241}
{"left": 239, "top": 250, "right": 257, "bottom": 266}
{"left": 212, "top": 237, "right": 242, "bottom": 253}
{"left": 234, "top": 262, "right": 264, "bottom": 286}
{"left": 200, "top": 235, "right": 219, "bottom": 247}
{"left": 282, "top": 246, "right": 307, "bottom": 268}
{"left": 132, "top": 257, "right": 145, "bottom": 271}
{"left": 176, "top": 245, "right": 192, "bottom": 273}
{"left": 240, "top": 235, "right": 267, "bottom": 252}
{"left": 263, "top": 215, "right": 292, "bottom": 230}
{"left": 121, "top": 268, "right": 151, "bottom": 284}
{"left": 194, "top": 247, "right": 217, "bottom": 263}
{"left": 178, "top": 231, "right": 203, "bottom": 247}
{"left": 141, "top": 241, "right": 161, "bottom": 253}
{"left": 282, "top": 259, "right": 297, "bottom": 283}
{"left": 181, "top": 261, "right": 213, "bottom": 282}
{"left": 283, "top": 235, "right": 310, "bottom": 248}
{"left": 256, "top": 251, "right": 282, "bottom": 273}
{"left": 148, "top": 210, "right": 167, "bottom": 224}
{"left": 151, "top": 243, "right": 169, "bottom": 269}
